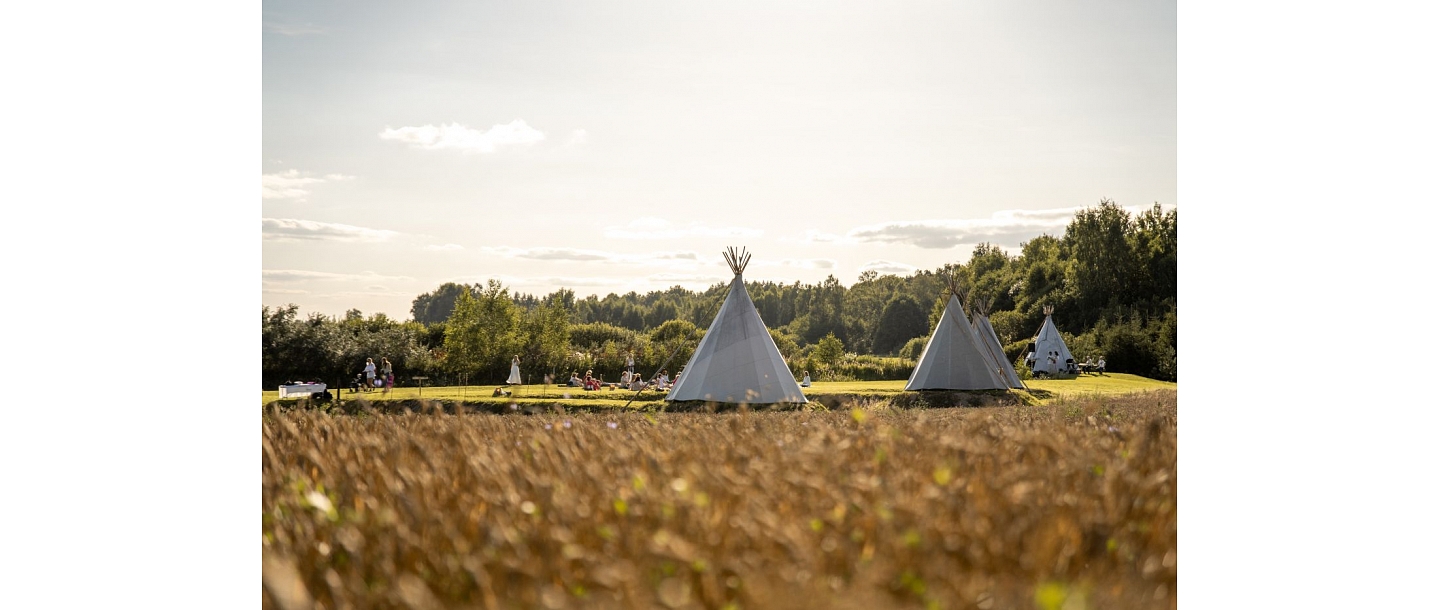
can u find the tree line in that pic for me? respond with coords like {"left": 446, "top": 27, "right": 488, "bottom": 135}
{"left": 262, "top": 200, "right": 1176, "bottom": 388}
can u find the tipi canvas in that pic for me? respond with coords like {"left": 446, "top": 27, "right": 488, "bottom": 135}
{"left": 666, "top": 248, "right": 808, "bottom": 404}
{"left": 1030, "top": 306, "right": 1075, "bottom": 376}
{"left": 904, "top": 286, "right": 1008, "bottom": 391}
{"left": 971, "top": 299, "right": 1025, "bottom": 389}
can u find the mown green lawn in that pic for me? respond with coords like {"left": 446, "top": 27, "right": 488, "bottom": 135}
{"left": 262, "top": 373, "right": 1173, "bottom": 407}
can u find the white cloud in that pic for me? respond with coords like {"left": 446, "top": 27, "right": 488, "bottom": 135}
{"left": 263, "top": 269, "right": 410, "bottom": 283}
{"left": 857, "top": 260, "right": 918, "bottom": 276}
{"left": 798, "top": 229, "right": 856, "bottom": 245}
{"left": 604, "top": 217, "right": 763, "bottom": 241}
{"left": 423, "top": 243, "right": 465, "bottom": 252}
{"left": 315, "top": 290, "right": 414, "bottom": 299}
{"left": 261, "top": 170, "right": 354, "bottom": 201}
{"left": 756, "top": 258, "right": 837, "bottom": 270}
{"left": 844, "top": 205, "right": 1173, "bottom": 249}
{"left": 481, "top": 246, "right": 701, "bottom": 266}
{"left": 379, "top": 120, "right": 545, "bottom": 153}
{"left": 262, "top": 218, "right": 397, "bottom": 242}
{"left": 646, "top": 272, "right": 729, "bottom": 284}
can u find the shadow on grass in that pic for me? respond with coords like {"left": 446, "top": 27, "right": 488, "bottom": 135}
{"left": 266, "top": 388, "right": 1042, "bottom": 416}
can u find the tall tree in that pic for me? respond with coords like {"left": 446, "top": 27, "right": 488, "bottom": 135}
{"left": 1063, "top": 200, "right": 1138, "bottom": 325}
{"left": 872, "top": 294, "right": 930, "bottom": 355}
{"left": 411, "top": 282, "right": 476, "bottom": 326}
{"left": 441, "top": 280, "right": 521, "bottom": 380}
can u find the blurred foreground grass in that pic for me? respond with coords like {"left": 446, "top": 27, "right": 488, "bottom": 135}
{"left": 263, "top": 390, "right": 1176, "bottom": 609}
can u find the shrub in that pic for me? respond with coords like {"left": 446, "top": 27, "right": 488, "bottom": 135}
{"left": 570, "top": 322, "right": 640, "bottom": 349}
{"left": 815, "top": 333, "right": 844, "bottom": 366}
{"left": 899, "top": 336, "right": 928, "bottom": 360}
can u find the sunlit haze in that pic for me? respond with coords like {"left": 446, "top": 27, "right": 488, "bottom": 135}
{"left": 263, "top": 0, "right": 1176, "bottom": 319}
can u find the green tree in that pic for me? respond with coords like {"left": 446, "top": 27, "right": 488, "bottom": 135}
{"left": 815, "top": 332, "right": 845, "bottom": 366}
{"left": 872, "top": 294, "right": 929, "bottom": 355}
{"left": 442, "top": 280, "right": 522, "bottom": 380}
{"left": 1063, "top": 199, "right": 1138, "bottom": 325}
{"left": 518, "top": 301, "right": 571, "bottom": 382}
{"left": 411, "top": 282, "right": 476, "bottom": 326}
{"left": 1130, "top": 203, "right": 1178, "bottom": 310}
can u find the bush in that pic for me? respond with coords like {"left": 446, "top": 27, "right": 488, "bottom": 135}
{"left": 800, "top": 355, "right": 914, "bottom": 382}
{"left": 570, "top": 322, "right": 640, "bottom": 349}
{"left": 815, "top": 333, "right": 844, "bottom": 366}
{"left": 899, "top": 336, "right": 928, "bottom": 360}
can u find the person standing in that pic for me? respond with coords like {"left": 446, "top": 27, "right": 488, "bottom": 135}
{"left": 363, "top": 358, "right": 376, "bottom": 392}
{"left": 507, "top": 355, "right": 522, "bottom": 385}
{"left": 625, "top": 351, "right": 635, "bottom": 376}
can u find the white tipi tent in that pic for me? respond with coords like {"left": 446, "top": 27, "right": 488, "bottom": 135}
{"left": 666, "top": 248, "right": 808, "bottom": 405}
{"left": 904, "top": 279, "right": 1009, "bottom": 391}
{"left": 1029, "top": 305, "right": 1075, "bottom": 376}
{"left": 971, "top": 297, "right": 1025, "bottom": 389}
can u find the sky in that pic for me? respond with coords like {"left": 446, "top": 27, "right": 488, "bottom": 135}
{"left": 263, "top": 0, "right": 1176, "bottom": 320}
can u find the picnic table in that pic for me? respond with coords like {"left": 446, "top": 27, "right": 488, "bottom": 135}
{"left": 1077, "top": 363, "right": 1104, "bottom": 375}
{"left": 278, "top": 382, "right": 326, "bottom": 398}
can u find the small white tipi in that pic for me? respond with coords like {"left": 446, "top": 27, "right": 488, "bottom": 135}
{"left": 666, "top": 248, "right": 808, "bottom": 404}
{"left": 1029, "top": 305, "right": 1075, "bottom": 376}
{"left": 904, "top": 278, "right": 1009, "bottom": 391}
{"left": 971, "top": 297, "right": 1025, "bottom": 389}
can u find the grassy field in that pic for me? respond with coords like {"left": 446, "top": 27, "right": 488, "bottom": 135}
{"left": 261, "top": 373, "right": 1175, "bottom": 409}
{"left": 263, "top": 390, "right": 1177, "bottom": 609}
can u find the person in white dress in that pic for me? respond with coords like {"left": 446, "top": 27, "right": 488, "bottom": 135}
{"left": 800, "top": 370, "right": 811, "bottom": 387}
{"left": 363, "top": 358, "right": 376, "bottom": 392}
{"left": 507, "top": 355, "right": 522, "bottom": 385}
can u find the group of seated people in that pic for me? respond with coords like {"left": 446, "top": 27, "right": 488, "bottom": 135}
{"left": 1024, "top": 351, "right": 1106, "bottom": 376}
{"left": 565, "top": 368, "right": 681, "bottom": 392}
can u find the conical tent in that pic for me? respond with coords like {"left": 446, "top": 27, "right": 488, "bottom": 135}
{"left": 971, "top": 298, "right": 1025, "bottom": 389}
{"left": 666, "top": 248, "right": 808, "bottom": 404}
{"left": 904, "top": 282, "right": 1008, "bottom": 391}
{"left": 1030, "top": 305, "right": 1075, "bottom": 376}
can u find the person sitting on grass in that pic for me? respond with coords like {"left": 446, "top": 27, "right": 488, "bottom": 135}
{"left": 620, "top": 370, "right": 632, "bottom": 387}
{"left": 584, "top": 370, "right": 602, "bottom": 391}
{"left": 801, "top": 370, "right": 811, "bottom": 387}
{"left": 629, "top": 375, "right": 647, "bottom": 391}
{"left": 492, "top": 387, "right": 510, "bottom": 397}
{"left": 568, "top": 371, "right": 582, "bottom": 387}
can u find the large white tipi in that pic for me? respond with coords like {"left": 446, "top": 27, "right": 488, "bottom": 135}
{"left": 1029, "top": 305, "right": 1075, "bottom": 376}
{"left": 904, "top": 278, "right": 1009, "bottom": 391}
{"left": 971, "top": 297, "right": 1025, "bottom": 389}
{"left": 666, "top": 248, "right": 808, "bottom": 405}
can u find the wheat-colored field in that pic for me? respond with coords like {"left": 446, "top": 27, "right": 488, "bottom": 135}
{"left": 262, "top": 391, "right": 1177, "bottom": 609}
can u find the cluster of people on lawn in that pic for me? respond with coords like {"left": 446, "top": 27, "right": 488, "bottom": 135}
{"left": 355, "top": 347, "right": 1104, "bottom": 393}
{"left": 1023, "top": 350, "right": 1106, "bottom": 376}
{"left": 565, "top": 367, "right": 678, "bottom": 392}
{"left": 355, "top": 357, "right": 395, "bottom": 393}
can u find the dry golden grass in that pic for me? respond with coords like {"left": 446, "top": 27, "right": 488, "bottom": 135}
{"left": 262, "top": 391, "right": 1176, "bottom": 610}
